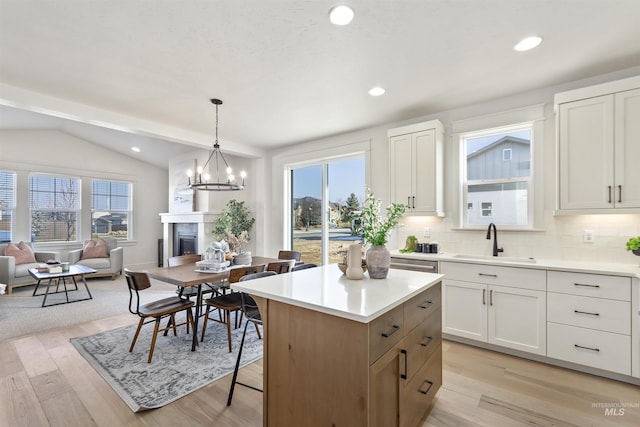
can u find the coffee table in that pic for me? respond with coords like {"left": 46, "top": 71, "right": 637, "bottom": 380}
{"left": 29, "top": 264, "right": 97, "bottom": 307}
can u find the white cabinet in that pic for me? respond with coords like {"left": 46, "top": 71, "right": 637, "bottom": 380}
{"left": 556, "top": 76, "right": 640, "bottom": 213}
{"left": 546, "top": 271, "right": 632, "bottom": 375}
{"left": 389, "top": 120, "right": 444, "bottom": 216}
{"left": 441, "top": 262, "right": 546, "bottom": 356}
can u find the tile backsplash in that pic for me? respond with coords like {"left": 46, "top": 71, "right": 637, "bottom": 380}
{"left": 397, "top": 212, "right": 640, "bottom": 265}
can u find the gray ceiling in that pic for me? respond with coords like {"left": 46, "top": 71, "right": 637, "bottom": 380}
{"left": 1, "top": 0, "right": 640, "bottom": 169}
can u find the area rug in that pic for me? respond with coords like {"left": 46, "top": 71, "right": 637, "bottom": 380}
{"left": 71, "top": 319, "right": 263, "bottom": 412}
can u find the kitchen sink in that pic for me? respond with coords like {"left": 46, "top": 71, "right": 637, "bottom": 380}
{"left": 452, "top": 254, "right": 537, "bottom": 264}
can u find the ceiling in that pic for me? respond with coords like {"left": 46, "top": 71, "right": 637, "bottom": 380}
{"left": 1, "top": 0, "right": 640, "bottom": 169}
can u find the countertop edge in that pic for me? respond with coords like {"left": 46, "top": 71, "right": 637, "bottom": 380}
{"left": 232, "top": 271, "right": 444, "bottom": 324}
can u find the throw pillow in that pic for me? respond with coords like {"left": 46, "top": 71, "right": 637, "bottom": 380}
{"left": 5, "top": 241, "right": 37, "bottom": 265}
{"left": 80, "top": 239, "right": 109, "bottom": 260}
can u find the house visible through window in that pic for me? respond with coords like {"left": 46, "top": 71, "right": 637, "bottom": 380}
{"left": 92, "top": 180, "right": 132, "bottom": 240}
{"left": 0, "top": 170, "right": 16, "bottom": 242}
{"left": 29, "top": 174, "right": 80, "bottom": 242}
{"left": 462, "top": 124, "right": 532, "bottom": 227}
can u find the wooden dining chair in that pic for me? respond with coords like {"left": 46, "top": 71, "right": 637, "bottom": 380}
{"left": 227, "top": 270, "right": 277, "bottom": 406}
{"left": 124, "top": 268, "right": 196, "bottom": 363}
{"left": 267, "top": 259, "right": 296, "bottom": 274}
{"left": 277, "top": 250, "right": 301, "bottom": 262}
{"left": 200, "top": 264, "right": 267, "bottom": 352}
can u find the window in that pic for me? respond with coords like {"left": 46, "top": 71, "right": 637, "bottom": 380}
{"left": 0, "top": 171, "right": 16, "bottom": 242}
{"left": 92, "top": 180, "right": 132, "bottom": 240}
{"left": 462, "top": 124, "right": 532, "bottom": 227}
{"left": 29, "top": 174, "right": 81, "bottom": 242}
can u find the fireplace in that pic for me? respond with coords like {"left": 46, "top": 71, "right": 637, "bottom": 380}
{"left": 173, "top": 223, "right": 198, "bottom": 256}
{"left": 159, "top": 212, "right": 218, "bottom": 266}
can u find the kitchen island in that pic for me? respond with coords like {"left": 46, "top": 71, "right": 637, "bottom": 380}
{"left": 232, "top": 264, "right": 444, "bottom": 427}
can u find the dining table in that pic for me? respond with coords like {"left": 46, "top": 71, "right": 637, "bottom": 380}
{"left": 144, "top": 256, "right": 278, "bottom": 351}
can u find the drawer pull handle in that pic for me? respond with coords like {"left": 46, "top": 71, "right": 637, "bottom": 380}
{"left": 574, "top": 283, "right": 600, "bottom": 288}
{"left": 400, "top": 349, "right": 408, "bottom": 379}
{"left": 574, "top": 344, "right": 600, "bottom": 352}
{"left": 479, "top": 273, "right": 497, "bottom": 277}
{"left": 418, "top": 300, "right": 433, "bottom": 309}
{"left": 420, "top": 336, "right": 433, "bottom": 347}
{"left": 574, "top": 309, "right": 599, "bottom": 316}
{"left": 419, "top": 380, "right": 434, "bottom": 395}
{"left": 381, "top": 325, "right": 400, "bottom": 338}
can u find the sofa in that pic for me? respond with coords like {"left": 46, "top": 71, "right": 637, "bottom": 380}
{"left": 0, "top": 242, "right": 60, "bottom": 294}
{"left": 68, "top": 237, "right": 123, "bottom": 280}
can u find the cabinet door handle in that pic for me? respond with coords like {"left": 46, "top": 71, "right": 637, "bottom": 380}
{"left": 618, "top": 185, "right": 622, "bottom": 203}
{"left": 608, "top": 185, "right": 612, "bottom": 203}
{"left": 574, "top": 282, "right": 600, "bottom": 288}
{"left": 574, "top": 344, "right": 600, "bottom": 352}
{"left": 418, "top": 300, "right": 433, "bottom": 309}
{"left": 400, "top": 349, "right": 408, "bottom": 379}
{"left": 381, "top": 324, "right": 400, "bottom": 338}
{"left": 479, "top": 273, "right": 498, "bottom": 278}
{"left": 482, "top": 289, "right": 486, "bottom": 305}
{"left": 419, "top": 380, "right": 434, "bottom": 395}
{"left": 574, "top": 309, "right": 599, "bottom": 316}
{"left": 420, "top": 336, "right": 433, "bottom": 348}
{"left": 489, "top": 289, "right": 493, "bottom": 306}
{"left": 407, "top": 196, "right": 411, "bottom": 208}
{"left": 412, "top": 196, "right": 416, "bottom": 209}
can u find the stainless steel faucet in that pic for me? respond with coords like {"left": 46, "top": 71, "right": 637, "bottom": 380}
{"left": 486, "top": 223, "right": 504, "bottom": 257}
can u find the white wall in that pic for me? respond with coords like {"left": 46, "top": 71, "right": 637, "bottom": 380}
{"left": 0, "top": 129, "right": 168, "bottom": 268}
{"left": 264, "top": 66, "right": 640, "bottom": 265}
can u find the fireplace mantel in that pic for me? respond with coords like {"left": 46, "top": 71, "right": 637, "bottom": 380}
{"left": 159, "top": 212, "right": 220, "bottom": 265}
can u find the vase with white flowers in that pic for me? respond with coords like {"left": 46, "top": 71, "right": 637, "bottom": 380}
{"left": 353, "top": 189, "right": 406, "bottom": 279}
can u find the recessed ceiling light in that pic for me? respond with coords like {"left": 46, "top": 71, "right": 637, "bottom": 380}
{"left": 368, "top": 87, "right": 385, "bottom": 96}
{"left": 329, "top": 5, "right": 355, "bottom": 26}
{"left": 131, "top": 146, "right": 141, "bottom": 152}
{"left": 514, "top": 36, "right": 543, "bottom": 52}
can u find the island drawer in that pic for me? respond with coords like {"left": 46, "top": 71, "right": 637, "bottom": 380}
{"left": 440, "top": 262, "right": 545, "bottom": 291}
{"left": 403, "top": 308, "right": 441, "bottom": 381}
{"left": 547, "top": 271, "right": 630, "bottom": 301}
{"left": 404, "top": 283, "right": 441, "bottom": 331}
{"left": 400, "top": 345, "right": 442, "bottom": 427}
{"left": 547, "top": 322, "right": 631, "bottom": 375}
{"left": 547, "top": 292, "right": 630, "bottom": 334}
{"left": 370, "top": 304, "right": 404, "bottom": 363}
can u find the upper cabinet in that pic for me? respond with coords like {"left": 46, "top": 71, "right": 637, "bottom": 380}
{"left": 388, "top": 120, "right": 444, "bottom": 216}
{"left": 555, "top": 76, "right": 640, "bottom": 214}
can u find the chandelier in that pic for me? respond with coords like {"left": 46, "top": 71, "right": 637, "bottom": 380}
{"left": 187, "top": 98, "right": 246, "bottom": 191}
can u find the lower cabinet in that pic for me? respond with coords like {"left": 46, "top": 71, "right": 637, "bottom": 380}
{"left": 369, "top": 285, "right": 442, "bottom": 427}
{"left": 546, "top": 271, "right": 632, "bottom": 375}
{"left": 441, "top": 262, "right": 546, "bottom": 356}
{"left": 263, "top": 282, "right": 443, "bottom": 427}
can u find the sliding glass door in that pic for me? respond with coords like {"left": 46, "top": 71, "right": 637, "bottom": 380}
{"left": 290, "top": 156, "right": 365, "bottom": 265}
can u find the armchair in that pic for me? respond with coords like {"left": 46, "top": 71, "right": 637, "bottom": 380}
{"left": 68, "top": 237, "right": 123, "bottom": 280}
{"left": 0, "top": 242, "right": 60, "bottom": 294}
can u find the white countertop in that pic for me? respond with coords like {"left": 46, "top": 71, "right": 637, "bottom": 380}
{"left": 390, "top": 250, "right": 640, "bottom": 278}
{"left": 231, "top": 264, "right": 443, "bottom": 323}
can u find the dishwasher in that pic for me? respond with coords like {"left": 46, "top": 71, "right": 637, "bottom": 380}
{"left": 390, "top": 256, "right": 438, "bottom": 273}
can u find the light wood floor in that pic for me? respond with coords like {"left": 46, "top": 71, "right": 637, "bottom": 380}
{"left": 1, "top": 313, "right": 638, "bottom": 427}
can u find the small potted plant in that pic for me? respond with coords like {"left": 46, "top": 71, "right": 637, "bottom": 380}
{"left": 353, "top": 188, "right": 406, "bottom": 278}
{"left": 626, "top": 236, "right": 640, "bottom": 256}
{"left": 213, "top": 200, "right": 255, "bottom": 264}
